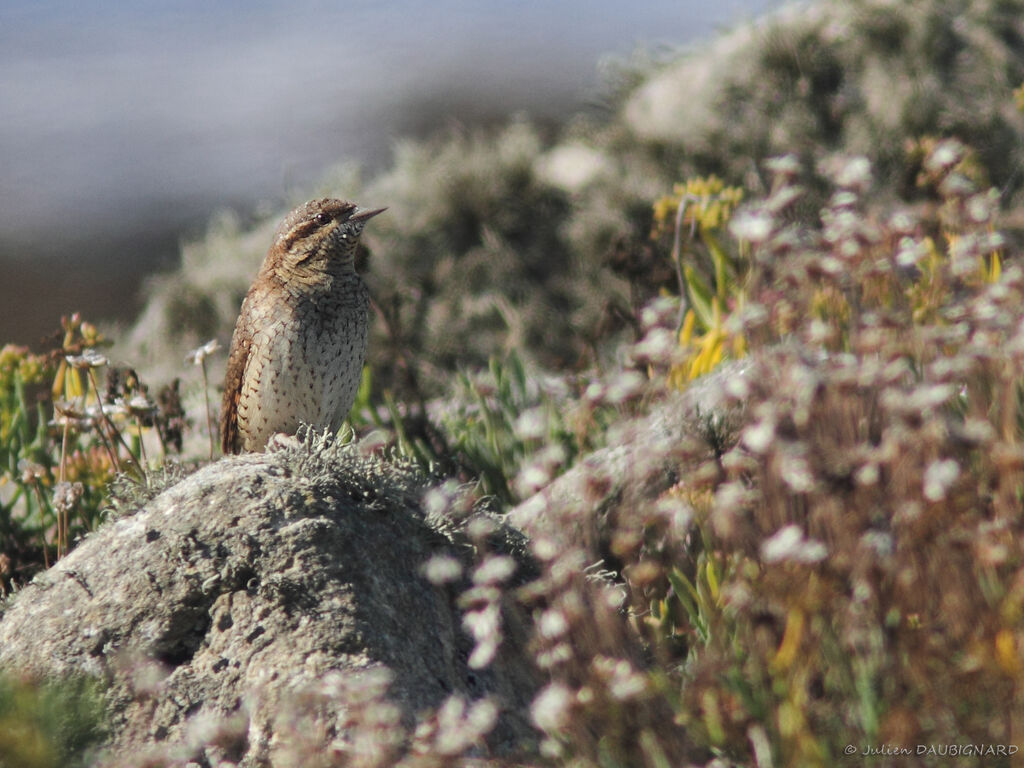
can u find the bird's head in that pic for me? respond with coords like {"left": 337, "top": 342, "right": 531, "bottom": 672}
{"left": 268, "top": 198, "right": 385, "bottom": 281}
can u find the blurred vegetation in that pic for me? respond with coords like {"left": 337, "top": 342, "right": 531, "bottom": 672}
{"left": 6, "top": 0, "right": 1024, "bottom": 764}
{"left": 0, "top": 673, "right": 107, "bottom": 768}
{"left": 650, "top": 175, "right": 749, "bottom": 382}
{"left": 634, "top": 140, "right": 1024, "bottom": 766}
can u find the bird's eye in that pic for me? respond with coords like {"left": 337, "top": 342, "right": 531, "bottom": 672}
{"left": 313, "top": 212, "right": 331, "bottom": 227}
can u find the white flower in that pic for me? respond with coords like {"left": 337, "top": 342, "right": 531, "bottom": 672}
{"left": 421, "top": 555, "right": 462, "bottom": 585}
{"left": 742, "top": 419, "right": 776, "bottom": 454}
{"left": 65, "top": 349, "right": 108, "bottom": 369}
{"left": 473, "top": 555, "right": 516, "bottom": 585}
{"left": 834, "top": 156, "right": 872, "bottom": 189}
{"left": 761, "top": 525, "right": 827, "bottom": 564}
{"left": 185, "top": 339, "right": 221, "bottom": 365}
{"left": 531, "top": 683, "right": 572, "bottom": 732}
{"left": 730, "top": 208, "right": 774, "bottom": 243}
{"left": 923, "top": 459, "right": 960, "bottom": 501}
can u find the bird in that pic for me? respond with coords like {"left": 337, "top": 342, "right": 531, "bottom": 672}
{"left": 219, "top": 198, "right": 385, "bottom": 453}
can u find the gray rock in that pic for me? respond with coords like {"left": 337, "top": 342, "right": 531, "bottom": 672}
{"left": 0, "top": 437, "right": 539, "bottom": 766}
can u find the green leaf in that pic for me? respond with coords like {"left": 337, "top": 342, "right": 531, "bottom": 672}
{"left": 668, "top": 567, "right": 708, "bottom": 642}
{"left": 703, "top": 230, "right": 735, "bottom": 304}
{"left": 683, "top": 264, "right": 715, "bottom": 330}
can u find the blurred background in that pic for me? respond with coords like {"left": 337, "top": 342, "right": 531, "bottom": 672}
{"left": 0, "top": 0, "right": 784, "bottom": 346}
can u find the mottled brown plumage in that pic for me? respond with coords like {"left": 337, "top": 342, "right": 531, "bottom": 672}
{"left": 220, "top": 198, "right": 384, "bottom": 453}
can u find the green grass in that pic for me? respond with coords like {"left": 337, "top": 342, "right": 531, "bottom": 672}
{"left": 0, "top": 673, "right": 107, "bottom": 768}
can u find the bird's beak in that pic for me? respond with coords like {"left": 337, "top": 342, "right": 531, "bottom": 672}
{"left": 351, "top": 206, "right": 387, "bottom": 223}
